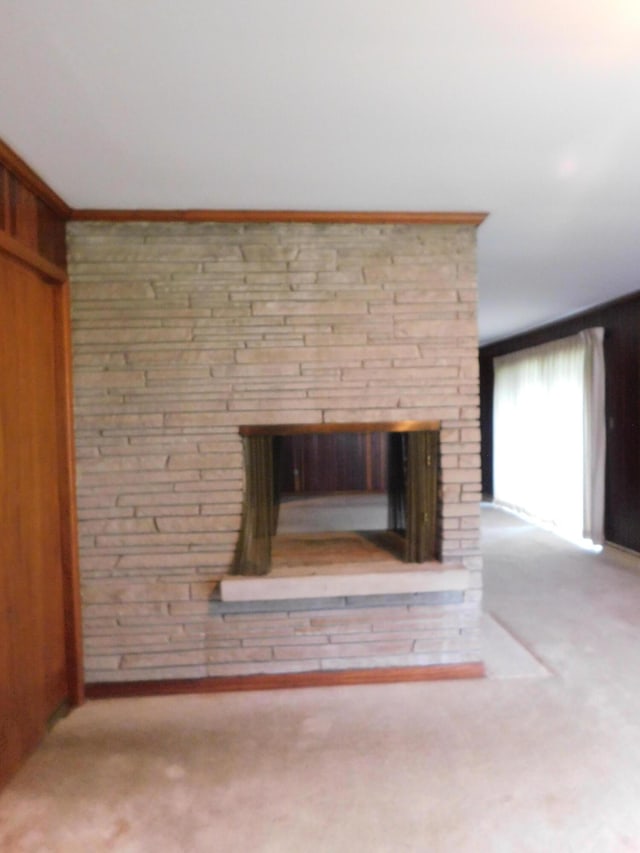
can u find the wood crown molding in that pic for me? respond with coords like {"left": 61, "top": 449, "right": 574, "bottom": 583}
{"left": 70, "top": 209, "right": 489, "bottom": 226}
{"left": 0, "top": 138, "right": 72, "bottom": 219}
{"left": 85, "top": 662, "right": 485, "bottom": 700}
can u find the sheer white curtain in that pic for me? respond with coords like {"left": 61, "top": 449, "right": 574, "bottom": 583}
{"left": 493, "top": 328, "right": 605, "bottom": 544}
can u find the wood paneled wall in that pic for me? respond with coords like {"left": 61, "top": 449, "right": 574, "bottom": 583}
{"left": 0, "top": 139, "right": 70, "bottom": 267}
{"left": 0, "top": 139, "right": 81, "bottom": 791}
{"left": 480, "top": 291, "right": 640, "bottom": 553}
{"left": 279, "top": 433, "right": 388, "bottom": 494}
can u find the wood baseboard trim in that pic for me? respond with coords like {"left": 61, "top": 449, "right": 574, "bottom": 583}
{"left": 85, "top": 662, "right": 485, "bottom": 700}
{"left": 70, "top": 209, "right": 489, "bottom": 226}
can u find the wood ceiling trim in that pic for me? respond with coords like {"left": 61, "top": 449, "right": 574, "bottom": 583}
{"left": 0, "top": 138, "right": 490, "bottom": 227}
{"left": 70, "top": 209, "right": 489, "bottom": 225}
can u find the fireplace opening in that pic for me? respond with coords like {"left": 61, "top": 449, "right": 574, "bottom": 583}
{"left": 233, "top": 422, "right": 440, "bottom": 576}
{"left": 277, "top": 431, "right": 388, "bottom": 533}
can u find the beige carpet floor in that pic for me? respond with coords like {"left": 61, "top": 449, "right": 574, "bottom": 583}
{"left": 2, "top": 506, "right": 640, "bottom": 852}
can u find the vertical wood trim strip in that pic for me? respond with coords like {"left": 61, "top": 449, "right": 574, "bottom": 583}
{"left": 7, "top": 174, "right": 18, "bottom": 235}
{"left": 53, "top": 279, "right": 84, "bottom": 705}
{"left": 0, "top": 167, "right": 8, "bottom": 231}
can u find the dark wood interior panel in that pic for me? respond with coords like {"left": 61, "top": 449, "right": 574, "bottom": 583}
{"left": 1, "top": 178, "right": 66, "bottom": 267}
{"left": 37, "top": 198, "right": 67, "bottom": 268}
{"left": 479, "top": 353, "right": 494, "bottom": 498}
{"left": 279, "top": 432, "right": 388, "bottom": 494}
{"left": 0, "top": 137, "right": 69, "bottom": 269}
{"left": 13, "top": 181, "right": 40, "bottom": 251}
{"left": 6, "top": 172, "right": 18, "bottom": 235}
{"left": 480, "top": 290, "right": 640, "bottom": 552}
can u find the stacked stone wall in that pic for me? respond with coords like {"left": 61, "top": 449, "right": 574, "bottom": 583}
{"left": 68, "top": 221, "right": 482, "bottom": 682}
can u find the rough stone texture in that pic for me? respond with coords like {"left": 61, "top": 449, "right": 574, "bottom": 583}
{"left": 68, "top": 221, "right": 483, "bottom": 682}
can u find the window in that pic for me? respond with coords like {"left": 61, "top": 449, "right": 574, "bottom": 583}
{"left": 493, "top": 329, "right": 605, "bottom": 545}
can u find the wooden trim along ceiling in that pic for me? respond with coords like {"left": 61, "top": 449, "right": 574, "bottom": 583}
{"left": 85, "top": 662, "right": 486, "bottom": 700}
{"left": 71, "top": 209, "right": 489, "bottom": 225}
{"left": 0, "top": 138, "right": 489, "bottom": 229}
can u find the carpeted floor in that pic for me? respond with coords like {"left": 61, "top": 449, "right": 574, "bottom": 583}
{"left": 2, "top": 506, "right": 640, "bottom": 852}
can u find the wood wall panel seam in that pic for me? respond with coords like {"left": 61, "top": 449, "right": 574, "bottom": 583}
{"left": 0, "top": 231, "right": 67, "bottom": 282}
{"left": 1, "top": 168, "right": 9, "bottom": 231}
{"left": 54, "top": 281, "right": 84, "bottom": 705}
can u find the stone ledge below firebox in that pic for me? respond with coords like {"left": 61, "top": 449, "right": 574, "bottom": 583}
{"left": 220, "top": 564, "right": 470, "bottom": 603}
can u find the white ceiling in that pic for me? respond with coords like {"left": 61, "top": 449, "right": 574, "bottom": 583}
{"left": 2, "top": 1, "right": 640, "bottom": 344}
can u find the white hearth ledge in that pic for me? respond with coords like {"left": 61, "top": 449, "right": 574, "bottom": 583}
{"left": 220, "top": 565, "right": 470, "bottom": 602}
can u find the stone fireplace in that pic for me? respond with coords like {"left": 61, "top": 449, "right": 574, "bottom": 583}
{"left": 68, "top": 216, "right": 484, "bottom": 683}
